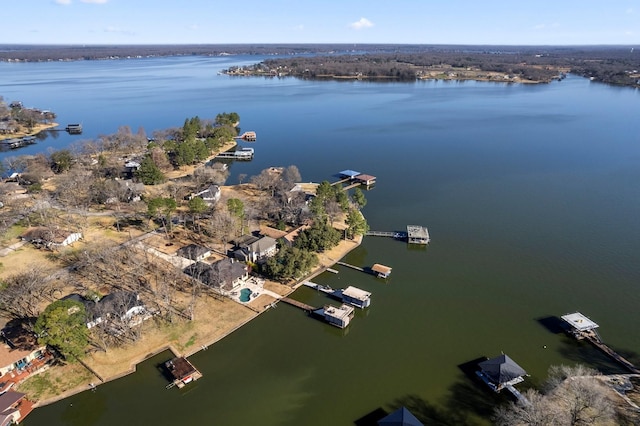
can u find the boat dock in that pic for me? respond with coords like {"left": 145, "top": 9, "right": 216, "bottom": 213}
{"left": 366, "top": 225, "right": 430, "bottom": 244}
{"left": 304, "top": 282, "right": 372, "bottom": 308}
{"left": 1, "top": 136, "right": 37, "bottom": 149}
{"left": 216, "top": 147, "right": 254, "bottom": 160}
{"left": 336, "top": 261, "right": 364, "bottom": 272}
{"left": 234, "top": 131, "right": 256, "bottom": 141}
{"left": 65, "top": 123, "right": 82, "bottom": 134}
{"left": 313, "top": 304, "right": 355, "bottom": 328}
{"left": 561, "top": 312, "right": 640, "bottom": 374}
{"left": 165, "top": 357, "right": 203, "bottom": 389}
{"left": 280, "top": 297, "right": 316, "bottom": 312}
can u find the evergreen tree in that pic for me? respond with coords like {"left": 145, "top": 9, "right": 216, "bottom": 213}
{"left": 35, "top": 300, "right": 89, "bottom": 361}
{"left": 135, "top": 156, "right": 165, "bottom": 185}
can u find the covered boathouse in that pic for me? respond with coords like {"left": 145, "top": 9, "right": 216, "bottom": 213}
{"left": 406, "top": 225, "right": 430, "bottom": 245}
{"left": 314, "top": 304, "right": 355, "bottom": 328}
{"left": 476, "top": 354, "right": 528, "bottom": 393}
{"left": 339, "top": 286, "right": 371, "bottom": 309}
{"left": 560, "top": 312, "right": 600, "bottom": 340}
{"left": 165, "top": 357, "right": 202, "bottom": 388}
{"left": 371, "top": 263, "right": 392, "bottom": 278}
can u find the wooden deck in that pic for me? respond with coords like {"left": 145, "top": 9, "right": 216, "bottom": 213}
{"left": 336, "top": 261, "right": 364, "bottom": 272}
{"left": 585, "top": 334, "right": 640, "bottom": 374}
{"left": 280, "top": 297, "right": 316, "bottom": 312}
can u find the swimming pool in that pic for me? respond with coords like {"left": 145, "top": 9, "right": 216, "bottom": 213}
{"left": 239, "top": 288, "right": 252, "bottom": 303}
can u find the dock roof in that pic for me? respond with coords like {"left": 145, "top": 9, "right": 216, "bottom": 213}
{"left": 339, "top": 170, "right": 361, "bottom": 178}
{"left": 478, "top": 354, "right": 527, "bottom": 385}
{"left": 323, "top": 304, "right": 354, "bottom": 320}
{"left": 406, "top": 225, "right": 429, "bottom": 240}
{"left": 378, "top": 406, "right": 424, "bottom": 426}
{"left": 371, "top": 264, "right": 392, "bottom": 275}
{"left": 561, "top": 312, "right": 599, "bottom": 331}
{"left": 342, "top": 286, "right": 371, "bottom": 301}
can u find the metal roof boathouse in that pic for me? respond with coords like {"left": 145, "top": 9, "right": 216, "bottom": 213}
{"left": 406, "top": 225, "right": 430, "bottom": 245}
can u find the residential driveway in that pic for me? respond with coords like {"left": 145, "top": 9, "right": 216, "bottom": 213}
{"left": 132, "top": 241, "right": 194, "bottom": 269}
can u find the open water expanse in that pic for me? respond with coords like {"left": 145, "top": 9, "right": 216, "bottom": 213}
{"left": 1, "top": 56, "right": 639, "bottom": 425}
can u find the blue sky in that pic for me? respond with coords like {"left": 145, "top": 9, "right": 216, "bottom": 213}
{"left": 2, "top": 0, "right": 639, "bottom": 45}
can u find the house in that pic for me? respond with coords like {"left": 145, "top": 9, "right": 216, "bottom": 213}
{"left": 177, "top": 244, "right": 211, "bottom": 262}
{"left": 0, "top": 391, "right": 31, "bottom": 426}
{"left": 377, "top": 406, "right": 424, "bottom": 426}
{"left": 63, "top": 291, "right": 148, "bottom": 330}
{"left": 20, "top": 227, "right": 82, "bottom": 249}
{"left": 234, "top": 235, "right": 277, "bottom": 264}
{"left": 184, "top": 259, "right": 248, "bottom": 292}
{"left": 190, "top": 185, "right": 220, "bottom": 206}
{"left": 0, "top": 323, "right": 48, "bottom": 378}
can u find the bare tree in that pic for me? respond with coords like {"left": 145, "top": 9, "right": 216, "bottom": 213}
{"left": 0, "top": 266, "right": 60, "bottom": 320}
{"left": 494, "top": 364, "right": 620, "bottom": 426}
{"left": 494, "top": 389, "right": 558, "bottom": 426}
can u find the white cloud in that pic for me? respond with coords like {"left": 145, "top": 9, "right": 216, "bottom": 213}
{"left": 533, "top": 23, "right": 545, "bottom": 30}
{"left": 188, "top": 24, "right": 200, "bottom": 31}
{"left": 293, "top": 24, "right": 304, "bottom": 31}
{"left": 81, "top": 0, "right": 109, "bottom": 4}
{"left": 626, "top": 8, "right": 634, "bottom": 15}
{"left": 349, "top": 17, "right": 374, "bottom": 30}
{"left": 54, "top": 0, "right": 72, "bottom": 5}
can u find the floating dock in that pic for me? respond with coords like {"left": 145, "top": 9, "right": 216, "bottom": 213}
{"left": 165, "top": 357, "right": 202, "bottom": 389}
{"left": 561, "top": 312, "right": 640, "bottom": 374}
{"left": 280, "top": 297, "right": 315, "bottom": 312}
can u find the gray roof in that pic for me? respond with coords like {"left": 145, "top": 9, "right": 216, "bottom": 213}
{"left": 184, "top": 259, "right": 247, "bottom": 291}
{"left": 378, "top": 407, "right": 423, "bottom": 426}
{"left": 177, "top": 244, "right": 210, "bottom": 260}
{"left": 478, "top": 354, "right": 527, "bottom": 385}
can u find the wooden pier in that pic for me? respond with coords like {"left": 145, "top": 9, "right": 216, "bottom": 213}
{"left": 280, "top": 297, "right": 316, "bottom": 312}
{"left": 585, "top": 334, "right": 640, "bottom": 374}
{"left": 336, "top": 261, "right": 364, "bottom": 272}
{"left": 366, "top": 225, "right": 430, "bottom": 245}
{"left": 561, "top": 312, "right": 640, "bottom": 374}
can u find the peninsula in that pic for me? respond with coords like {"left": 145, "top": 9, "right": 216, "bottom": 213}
{"left": 0, "top": 112, "right": 368, "bottom": 407}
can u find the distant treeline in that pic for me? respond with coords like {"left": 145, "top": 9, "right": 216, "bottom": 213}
{"left": 1, "top": 44, "right": 638, "bottom": 87}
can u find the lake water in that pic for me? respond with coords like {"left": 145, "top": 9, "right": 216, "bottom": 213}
{"left": 2, "top": 56, "right": 639, "bottom": 425}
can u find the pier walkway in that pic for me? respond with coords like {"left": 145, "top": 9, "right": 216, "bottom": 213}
{"left": 280, "top": 297, "right": 316, "bottom": 312}
{"left": 336, "top": 261, "right": 365, "bottom": 272}
{"left": 585, "top": 335, "right": 640, "bottom": 374}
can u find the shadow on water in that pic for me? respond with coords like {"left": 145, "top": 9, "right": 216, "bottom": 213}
{"left": 557, "top": 338, "right": 638, "bottom": 375}
{"left": 354, "top": 358, "right": 519, "bottom": 425}
{"left": 536, "top": 315, "right": 567, "bottom": 335}
{"left": 537, "top": 316, "right": 640, "bottom": 374}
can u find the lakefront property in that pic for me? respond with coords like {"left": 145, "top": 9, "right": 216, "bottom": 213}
{"left": 1, "top": 45, "right": 640, "bottom": 425}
